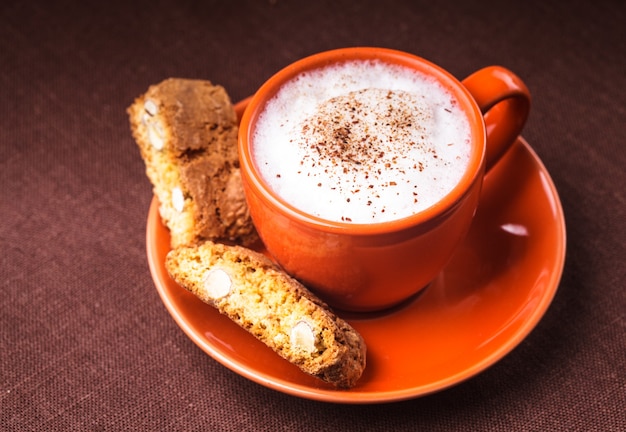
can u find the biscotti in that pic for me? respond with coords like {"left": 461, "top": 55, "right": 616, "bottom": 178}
{"left": 128, "top": 78, "right": 257, "bottom": 247}
{"left": 165, "top": 241, "right": 367, "bottom": 388}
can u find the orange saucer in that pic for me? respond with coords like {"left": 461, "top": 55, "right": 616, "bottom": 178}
{"left": 145, "top": 101, "right": 566, "bottom": 404}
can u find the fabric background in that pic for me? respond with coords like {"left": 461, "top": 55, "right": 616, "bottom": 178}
{"left": 1, "top": 0, "right": 624, "bottom": 430}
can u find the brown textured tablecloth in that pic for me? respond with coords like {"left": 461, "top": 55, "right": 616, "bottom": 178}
{"left": 2, "top": 0, "right": 624, "bottom": 430}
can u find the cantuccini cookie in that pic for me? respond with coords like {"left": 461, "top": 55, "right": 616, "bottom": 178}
{"left": 165, "top": 241, "right": 367, "bottom": 388}
{"left": 128, "top": 78, "right": 258, "bottom": 247}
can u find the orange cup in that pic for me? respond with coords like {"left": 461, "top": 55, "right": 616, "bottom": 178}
{"left": 238, "top": 47, "right": 530, "bottom": 312}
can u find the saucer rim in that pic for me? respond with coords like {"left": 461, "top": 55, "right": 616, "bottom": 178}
{"left": 146, "top": 103, "right": 566, "bottom": 403}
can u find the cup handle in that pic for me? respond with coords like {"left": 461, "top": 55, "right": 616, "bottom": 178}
{"left": 462, "top": 66, "right": 531, "bottom": 171}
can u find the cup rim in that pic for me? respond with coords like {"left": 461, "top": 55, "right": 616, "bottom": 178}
{"left": 239, "top": 47, "right": 486, "bottom": 235}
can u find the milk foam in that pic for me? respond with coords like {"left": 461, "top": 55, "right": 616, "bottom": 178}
{"left": 253, "top": 60, "right": 472, "bottom": 223}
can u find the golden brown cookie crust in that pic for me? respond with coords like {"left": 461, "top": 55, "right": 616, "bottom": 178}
{"left": 128, "top": 78, "right": 257, "bottom": 247}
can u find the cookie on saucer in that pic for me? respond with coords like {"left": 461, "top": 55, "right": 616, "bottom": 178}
{"left": 165, "top": 240, "right": 367, "bottom": 388}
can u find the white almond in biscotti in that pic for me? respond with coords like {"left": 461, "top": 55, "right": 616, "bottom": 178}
{"left": 128, "top": 78, "right": 258, "bottom": 247}
{"left": 165, "top": 241, "right": 367, "bottom": 389}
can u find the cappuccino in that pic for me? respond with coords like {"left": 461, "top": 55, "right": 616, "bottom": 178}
{"left": 252, "top": 60, "right": 471, "bottom": 223}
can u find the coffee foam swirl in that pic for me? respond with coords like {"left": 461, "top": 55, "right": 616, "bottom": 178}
{"left": 253, "top": 61, "right": 471, "bottom": 223}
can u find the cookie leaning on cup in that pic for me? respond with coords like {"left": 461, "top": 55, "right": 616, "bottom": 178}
{"left": 128, "top": 78, "right": 258, "bottom": 247}
{"left": 166, "top": 241, "right": 367, "bottom": 389}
